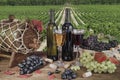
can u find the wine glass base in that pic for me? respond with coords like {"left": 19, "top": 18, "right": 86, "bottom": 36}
{"left": 75, "top": 61, "right": 82, "bottom": 66}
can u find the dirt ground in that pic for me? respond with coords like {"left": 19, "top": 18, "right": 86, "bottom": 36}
{"left": 0, "top": 58, "right": 120, "bottom": 80}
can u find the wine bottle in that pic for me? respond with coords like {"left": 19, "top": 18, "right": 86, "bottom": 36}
{"left": 62, "top": 8, "right": 74, "bottom": 61}
{"left": 47, "top": 9, "right": 58, "bottom": 61}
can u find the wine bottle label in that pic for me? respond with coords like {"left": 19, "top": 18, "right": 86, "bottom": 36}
{"left": 69, "top": 25, "right": 72, "bottom": 30}
{"left": 73, "top": 45, "right": 78, "bottom": 52}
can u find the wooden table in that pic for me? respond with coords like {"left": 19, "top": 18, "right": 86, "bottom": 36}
{"left": 0, "top": 59, "right": 120, "bottom": 80}
{"left": 0, "top": 51, "right": 120, "bottom": 80}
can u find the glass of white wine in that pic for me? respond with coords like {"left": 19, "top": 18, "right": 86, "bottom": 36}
{"left": 55, "top": 29, "right": 65, "bottom": 67}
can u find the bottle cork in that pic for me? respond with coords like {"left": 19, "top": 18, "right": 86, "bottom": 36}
{"left": 82, "top": 71, "right": 92, "bottom": 78}
{"left": 44, "top": 58, "right": 53, "bottom": 63}
{"left": 118, "top": 45, "right": 120, "bottom": 49}
{"left": 64, "top": 63, "right": 70, "bottom": 69}
{"left": 49, "top": 64, "right": 57, "bottom": 70}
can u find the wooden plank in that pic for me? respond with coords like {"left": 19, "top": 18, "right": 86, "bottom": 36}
{"left": 0, "top": 49, "right": 46, "bottom": 68}
{"left": 0, "top": 53, "right": 11, "bottom": 58}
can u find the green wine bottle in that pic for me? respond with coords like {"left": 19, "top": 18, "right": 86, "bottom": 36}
{"left": 47, "top": 9, "right": 58, "bottom": 61}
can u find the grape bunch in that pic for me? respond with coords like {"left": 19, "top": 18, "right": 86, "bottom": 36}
{"left": 83, "top": 35, "right": 98, "bottom": 47}
{"left": 70, "top": 65, "right": 80, "bottom": 71}
{"left": 80, "top": 52, "right": 117, "bottom": 73}
{"left": 61, "top": 69, "right": 77, "bottom": 80}
{"left": 81, "top": 35, "right": 118, "bottom": 51}
{"left": 18, "top": 55, "right": 44, "bottom": 75}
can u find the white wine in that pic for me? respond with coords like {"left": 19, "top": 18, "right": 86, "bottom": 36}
{"left": 55, "top": 30, "right": 66, "bottom": 46}
{"left": 55, "top": 33, "right": 63, "bottom": 46}
{"left": 47, "top": 9, "right": 58, "bottom": 61}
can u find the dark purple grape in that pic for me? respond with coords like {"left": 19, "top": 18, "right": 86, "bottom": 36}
{"left": 18, "top": 63, "right": 24, "bottom": 68}
{"left": 30, "top": 55, "right": 36, "bottom": 59}
{"left": 20, "top": 70, "right": 25, "bottom": 75}
{"left": 72, "top": 73, "right": 77, "bottom": 79}
{"left": 33, "top": 61, "right": 37, "bottom": 64}
{"left": 26, "top": 60, "right": 31, "bottom": 64}
{"left": 61, "top": 69, "right": 77, "bottom": 79}
{"left": 18, "top": 55, "right": 44, "bottom": 75}
{"left": 36, "top": 59, "right": 39, "bottom": 63}
{"left": 29, "top": 66, "right": 34, "bottom": 70}
{"left": 25, "top": 64, "right": 30, "bottom": 68}
{"left": 27, "top": 70, "right": 32, "bottom": 74}
{"left": 65, "top": 69, "right": 71, "bottom": 75}
{"left": 67, "top": 75, "right": 72, "bottom": 80}
{"left": 118, "top": 49, "right": 120, "bottom": 52}
{"left": 22, "top": 62, "right": 26, "bottom": 65}
{"left": 26, "top": 57, "right": 32, "bottom": 61}
{"left": 24, "top": 68, "right": 28, "bottom": 72}
{"left": 31, "top": 63, "right": 35, "bottom": 66}
{"left": 109, "top": 40, "right": 118, "bottom": 47}
{"left": 80, "top": 35, "right": 119, "bottom": 52}
{"left": 61, "top": 73, "right": 67, "bottom": 79}
{"left": 48, "top": 71, "right": 53, "bottom": 76}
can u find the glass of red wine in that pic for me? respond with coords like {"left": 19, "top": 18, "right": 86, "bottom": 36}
{"left": 73, "top": 29, "right": 85, "bottom": 66}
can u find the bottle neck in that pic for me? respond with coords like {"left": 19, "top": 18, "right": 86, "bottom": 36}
{"left": 65, "top": 8, "right": 71, "bottom": 23}
{"left": 49, "top": 9, "right": 55, "bottom": 24}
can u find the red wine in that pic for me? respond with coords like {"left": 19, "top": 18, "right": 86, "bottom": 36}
{"left": 62, "top": 8, "right": 74, "bottom": 61}
{"left": 47, "top": 9, "right": 58, "bottom": 61}
{"left": 72, "top": 32, "right": 84, "bottom": 45}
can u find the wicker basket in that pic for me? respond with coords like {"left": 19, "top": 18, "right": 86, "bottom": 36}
{"left": 0, "top": 21, "right": 41, "bottom": 54}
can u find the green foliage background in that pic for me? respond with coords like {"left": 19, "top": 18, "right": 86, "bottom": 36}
{"left": 0, "top": 0, "right": 120, "bottom": 6}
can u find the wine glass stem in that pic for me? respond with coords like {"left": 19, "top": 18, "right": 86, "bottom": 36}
{"left": 58, "top": 46, "right": 62, "bottom": 62}
{"left": 76, "top": 45, "right": 79, "bottom": 61}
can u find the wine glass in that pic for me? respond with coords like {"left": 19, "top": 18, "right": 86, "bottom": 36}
{"left": 55, "top": 29, "right": 66, "bottom": 67}
{"left": 73, "top": 29, "right": 84, "bottom": 66}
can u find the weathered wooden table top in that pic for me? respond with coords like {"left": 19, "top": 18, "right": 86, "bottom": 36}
{"left": 0, "top": 58, "right": 120, "bottom": 80}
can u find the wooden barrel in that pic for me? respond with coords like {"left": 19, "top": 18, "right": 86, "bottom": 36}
{"left": 0, "top": 21, "right": 41, "bottom": 54}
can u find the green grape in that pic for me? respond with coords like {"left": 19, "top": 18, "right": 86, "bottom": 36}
{"left": 106, "top": 61, "right": 111, "bottom": 65}
{"left": 80, "top": 59, "right": 83, "bottom": 62}
{"left": 90, "top": 67, "right": 94, "bottom": 71}
{"left": 71, "top": 65, "right": 80, "bottom": 71}
{"left": 86, "top": 64, "right": 90, "bottom": 68}
{"left": 96, "top": 63, "right": 101, "bottom": 67}
{"left": 87, "top": 69, "right": 92, "bottom": 72}
{"left": 91, "top": 62, "right": 94, "bottom": 67}
{"left": 101, "top": 61, "right": 106, "bottom": 65}
{"left": 98, "top": 71, "right": 102, "bottom": 74}
{"left": 94, "top": 69, "right": 98, "bottom": 73}
{"left": 77, "top": 66, "right": 80, "bottom": 70}
{"left": 74, "top": 67, "right": 76, "bottom": 70}
{"left": 103, "top": 66, "right": 108, "bottom": 72}
{"left": 71, "top": 66, "right": 74, "bottom": 70}
{"left": 108, "top": 70, "right": 113, "bottom": 73}
{"left": 103, "top": 69, "right": 107, "bottom": 73}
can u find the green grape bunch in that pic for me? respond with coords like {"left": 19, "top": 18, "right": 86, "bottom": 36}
{"left": 80, "top": 52, "right": 117, "bottom": 73}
